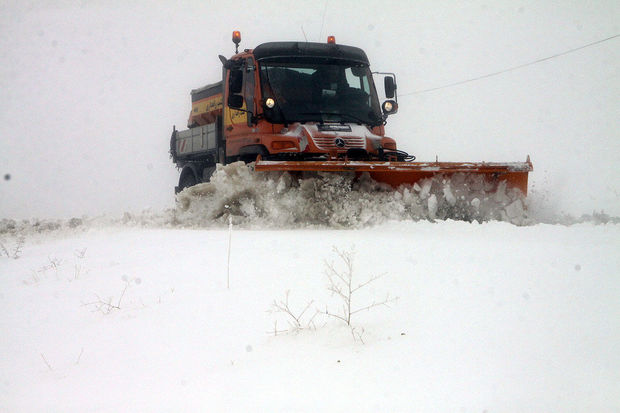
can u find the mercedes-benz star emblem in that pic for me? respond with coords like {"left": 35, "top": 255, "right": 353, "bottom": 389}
{"left": 334, "top": 138, "right": 346, "bottom": 148}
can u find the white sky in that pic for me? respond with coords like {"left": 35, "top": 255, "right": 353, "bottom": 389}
{"left": 1, "top": 0, "right": 618, "bottom": 219}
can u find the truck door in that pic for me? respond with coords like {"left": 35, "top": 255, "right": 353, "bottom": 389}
{"left": 224, "top": 58, "right": 256, "bottom": 128}
{"left": 224, "top": 57, "right": 260, "bottom": 160}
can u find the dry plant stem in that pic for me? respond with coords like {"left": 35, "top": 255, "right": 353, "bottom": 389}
{"left": 351, "top": 326, "right": 365, "bottom": 344}
{"left": 48, "top": 256, "right": 62, "bottom": 278}
{"left": 267, "top": 320, "right": 289, "bottom": 336}
{"left": 13, "top": 237, "right": 25, "bottom": 258}
{"left": 40, "top": 353, "right": 53, "bottom": 371}
{"left": 1, "top": 242, "right": 9, "bottom": 258}
{"left": 73, "top": 248, "right": 87, "bottom": 280}
{"left": 351, "top": 293, "right": 397, "bottom": 316}
{"left": 271, "top": 290, "right": 318, "bottom": 331}
{"left": 1, "top": 236, "right": 25, "bottom": 259}
{"left": 75, "top": 348, "right": 84, "bottom": 365}
{"left": 325, "top": 246, "right": 397, "bottom": 326}
{"left": 82, "top": 282, "right": 129, "bottom": 314}
{"left": 74, "top": 263, "right": 83, "bottom": 280}
{"left": 117, "top": 283, "right": 128, "bottom": 308}
{"left": 30, "top": 270, "right": 40, "bottom": 283}
{"left": 227, "top": 215, "right": 232, "bottom": 289}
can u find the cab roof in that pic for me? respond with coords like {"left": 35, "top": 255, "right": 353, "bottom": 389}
{"left": 252, "top": 42, "right": 369, "bottom": 65}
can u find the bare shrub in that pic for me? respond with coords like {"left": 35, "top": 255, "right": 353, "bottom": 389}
{"left": 269, "top": 246, "right": 398, "bottom": 343}
{"left": 82, "top": 281, "right": 130, "bottom": 314}
{"left": 74, "top": 248, "right": 87, "bottom": 259}
{"left": 1, "top": 236, "right": 25, "bottom": 259}
{"left": 324, "top": 246, "right": 397, "bottom": 327}
{"left": 73, "top": 248, "right": 88, "bottom": 280}
{"left": 268, "top": 290, "right": 320, "bottom": 335}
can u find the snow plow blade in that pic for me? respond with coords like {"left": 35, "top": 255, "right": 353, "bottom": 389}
{"left": 255, "top": 156, "right": 533, "bottom": 195}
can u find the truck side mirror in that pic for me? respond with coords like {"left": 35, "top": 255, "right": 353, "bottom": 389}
{"left": 228, "top": 94, "right": 244, "bottom": 109}
{"left": 228, "top": 69, "right": 244, "bottom": 109}
{"left": 219, "top": 55, "right": 232, "bottom": 69}
{"left": 229, "top": 70, "right": 243, "bottom": 94}
{"left": 384, "top": 76, "right": 396, "bottom": 99}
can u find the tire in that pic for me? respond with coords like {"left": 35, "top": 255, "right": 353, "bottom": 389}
{"left": 202, "top": 165, "right": 216, "bottom": 182}
{"left": 176, "top": 170, "right": 197, "bottom": 193}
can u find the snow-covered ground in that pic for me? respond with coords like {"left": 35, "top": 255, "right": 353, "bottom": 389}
{"left": 1, "top": 2, "right": 619, "bottom": 412}
{"left": 1, "top": 216, "right": 619, "bottom": 412}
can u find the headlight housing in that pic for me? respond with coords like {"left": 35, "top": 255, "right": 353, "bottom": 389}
{"left": 382, "top": 100, "right": 398, "bottom": 115}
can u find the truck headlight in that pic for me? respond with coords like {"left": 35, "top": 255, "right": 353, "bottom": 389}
{"left": 382, "top": 100, "right": 398, "bottom": 114}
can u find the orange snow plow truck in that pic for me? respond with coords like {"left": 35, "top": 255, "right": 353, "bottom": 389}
{"left": 170, "top": 32, "right": 532, "bottom": 194}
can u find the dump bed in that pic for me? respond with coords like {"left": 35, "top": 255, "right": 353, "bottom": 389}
{"left": 188, "top": 81, "right": 223, "bottom": 127}
{"left": 175, "top": 123, "right": 218, "bottom": 158}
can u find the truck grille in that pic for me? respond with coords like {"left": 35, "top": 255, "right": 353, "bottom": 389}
{"left": 312, "top": 136, "right": 365, "bottom": 151}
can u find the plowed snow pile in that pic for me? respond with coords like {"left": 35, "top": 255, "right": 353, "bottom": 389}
{"left": 176, "top": 162, "right": 529, "bottom": 227}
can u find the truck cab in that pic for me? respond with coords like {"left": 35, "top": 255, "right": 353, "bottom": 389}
{"left": 222, "top": 41, "right": 398, "bottom": 162}
{"left": 171, "top": 36, "right": 399, "bottom": 192}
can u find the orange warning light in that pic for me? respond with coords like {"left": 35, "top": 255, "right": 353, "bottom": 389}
{"left": 327, "top": 35, "right": 336, "bottom": 44}
{"left": 232, "top": 31, "right": 241, "bottom": 45}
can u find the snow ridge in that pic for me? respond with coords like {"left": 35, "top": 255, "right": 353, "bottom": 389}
{"left": 2, "top": 162, "right": 618, "bottom": 235}
{"left": 175, "top": 161, "right": 530, "bottom": 227}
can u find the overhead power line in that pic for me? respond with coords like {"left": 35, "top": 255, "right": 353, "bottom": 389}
{"left": 400, "top": 34, "right": 620, "bottom": 96}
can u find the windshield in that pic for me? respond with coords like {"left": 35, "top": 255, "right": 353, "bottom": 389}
{"left": 259, "top": 60, "right": 382, "bottom": 126}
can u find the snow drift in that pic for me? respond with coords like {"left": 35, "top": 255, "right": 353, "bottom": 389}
{"left": 2, "top": 161, "right": 617, "bottom": 236}
{"left": 176, "top": 161, "right": 530, "bottom": 227}
{"left": 1, "top": 220, "right": 619, "bottom": 412}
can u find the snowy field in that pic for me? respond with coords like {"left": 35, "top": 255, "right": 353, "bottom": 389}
{"left": 1, "top": 2, "right": 619, "bottom": 412}
{"left": 1, "top": 213, "right": 619, "bottom": 412}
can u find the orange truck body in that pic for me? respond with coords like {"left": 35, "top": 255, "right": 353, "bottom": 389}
{"left": 170, "top": 35, "right": 532, "bottom": 194}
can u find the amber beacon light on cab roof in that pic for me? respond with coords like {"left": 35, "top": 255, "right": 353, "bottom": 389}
{"left": 170, "top": 31, "right": 532, "bottom": 194}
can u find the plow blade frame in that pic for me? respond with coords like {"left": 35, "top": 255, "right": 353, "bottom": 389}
{"left": 255, "top": 156, "right": 533, "bottom": 195}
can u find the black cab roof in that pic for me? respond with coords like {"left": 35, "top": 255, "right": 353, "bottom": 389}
{"left": 252, "top": 42, "right": 369, "bottom": 65}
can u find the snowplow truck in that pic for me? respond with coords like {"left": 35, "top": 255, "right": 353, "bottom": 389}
{"left": 170, "top": 32, "right": 532, "bottom": 194}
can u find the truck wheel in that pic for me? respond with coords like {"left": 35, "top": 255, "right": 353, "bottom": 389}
{"left": 203, "top": 166, "right": 216, "bottom": 182}
{"left": 177, "top": 171, "right": 197, "bottom": 193}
